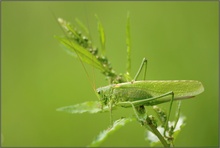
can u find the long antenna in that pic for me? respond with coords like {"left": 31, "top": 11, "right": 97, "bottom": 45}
{"left": 51, "top": 10, "right": 96, "bottom": 93}
{"left": 83, "top": 4, "right": 97, "bottom": 91}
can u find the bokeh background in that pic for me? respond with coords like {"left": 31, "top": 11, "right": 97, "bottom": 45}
{"left": 1, "top": 1, "right": 219, "bottom": 147}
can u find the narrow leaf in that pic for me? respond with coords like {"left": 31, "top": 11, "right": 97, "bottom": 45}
{"left": 56, "top": 101, "right": 111, "bottom": 114}
{"left": 89, "top": 117, "right": 135, "bottom": 147}
{"left": 55, "top": 36, "right": 105, "bottom": 72}
{"left": 126, "top": 12, "right": 131, "bottom": 75}
{"left": 95, "top": 15, "right": 105, "bottom": 54}
{"left": 59, "top": 43, "right": 77, "bottom": 57}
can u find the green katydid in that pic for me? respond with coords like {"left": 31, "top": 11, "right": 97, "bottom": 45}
{"left": 97, "top": 58, "right": 204, "bottom": 109}
{"left": 55, "top": 15, "right": 204, "bottom": 146}
{"left": 96, "top": 57, "right": 204, "bottom": 139}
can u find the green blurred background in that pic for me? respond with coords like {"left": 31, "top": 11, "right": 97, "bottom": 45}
{"left": 1, "top": 1, "right": 219, "bottom": 147}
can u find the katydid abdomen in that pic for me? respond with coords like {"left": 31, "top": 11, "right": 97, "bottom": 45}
{"left": 97, "top": 80, "right": 204, "bottom": 107}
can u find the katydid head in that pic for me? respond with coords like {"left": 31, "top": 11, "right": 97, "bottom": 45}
{"left": 96, "top": 86, "right": 112, "bottom": 106}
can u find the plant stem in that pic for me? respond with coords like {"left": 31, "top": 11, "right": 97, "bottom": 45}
{"left": 145, "top": 115, "right": 170, "bottom": 147}
{"left": 135, "top": 105, "right": 170, "bottom": 147}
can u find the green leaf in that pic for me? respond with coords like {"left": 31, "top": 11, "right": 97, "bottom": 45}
{"left": 126, "top": 12, "right": 131, "bottom": 75}
{"left": 95, "top": 15, "right": 105, "bottom": 54}
{"left": 59, "top": 43, "right": 77, "bottom": 57}
{"left": 89, "top": 117, "right": 135, "bottom": 147}
{"left": 55, "top": 36, "right": 105, "bottom": 72}
{"left": 56, "top": 101, "right": 111, "bottom": 114}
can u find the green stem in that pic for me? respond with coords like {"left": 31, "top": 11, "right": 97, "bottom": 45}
{"left": 135, "top": 106, "right": 170, "bottom": 147}
{"left": 146, "top": 116, "right": 170, "bottom": 147}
